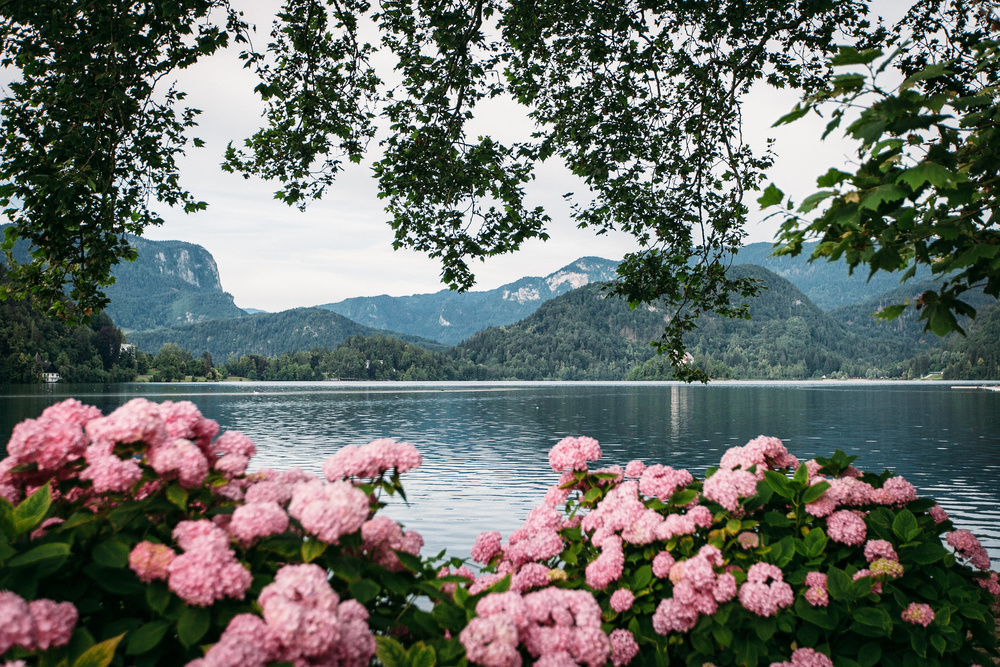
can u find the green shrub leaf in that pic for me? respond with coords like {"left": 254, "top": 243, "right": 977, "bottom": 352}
{"left": 375, "top": 636, "right": 408, "bottom": 667}
{"left": 13, "top": 482, "right": 52, "bottom": 535}
{"left": 125, "top": 620, "right": 172, "bottom": 655}
{"left": 72, "top": 633, "right": 124, "bottom": 667}
{"left": 92, "top": 539, "right": 130, "bottom": 569}
{"left": 301, "top": 539, "right": 327, "bottom": 563}
{"left": 348, "top": 578, "right": 381, "bottom": 604}
{"left": 8, "top": 541, "right": 71, "bottom": 567}
{"left": 165, "top": 485, "right": 188, "bottom": 511}
{"left": 892, "top": 509, "right": 920, "bottom": 543}
{"left": 631, "top": 564, "right": 652, "bottom": 590}
{"left": 177, "top": 605, "right": 211, "bottom": 648}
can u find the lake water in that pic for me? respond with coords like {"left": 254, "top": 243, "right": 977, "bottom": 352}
{"left": 2, "top": 381, "right": 999, "bottom": 565}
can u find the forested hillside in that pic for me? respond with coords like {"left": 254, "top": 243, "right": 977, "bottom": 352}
{"left": 0, "top": 266, "right": 138, "bottom": 383}
{"left": 1, "top": 225, "right": 245, "bottom": 330}
{"left": 128, "top": 308, "right": 447, "bottom": 361}
{"left": 317, "top": 257, "right": 620, "bottom": 344}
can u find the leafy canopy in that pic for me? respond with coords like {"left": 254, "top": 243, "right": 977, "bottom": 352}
{"left": 4, "top": 0, "right": 994, "bottom": 378}
{"left": 762, "top": 1, "right": 1000, "bottom": 338}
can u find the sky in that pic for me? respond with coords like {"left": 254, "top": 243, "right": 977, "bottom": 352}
{"left": 141, "top": 1, "right": 909, "bottom": 313}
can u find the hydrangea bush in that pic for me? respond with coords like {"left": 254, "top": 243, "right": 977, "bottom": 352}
{"left": 1, "top": 400, "right": 997, "bottom": 667}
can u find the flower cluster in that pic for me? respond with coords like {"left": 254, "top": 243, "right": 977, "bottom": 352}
{"left": 322, "top": 438, "right": 422, "bottom": 481}
{"left": 548, "top": 436, "right": 602, "bottom": 472}
{"left": 652, "top": 545, "right": 737, "bottom": 633}
{"left": 947, "top": 529, "right": 992, "bottom": 571}
{"left": 460, "top": 588, "right": 610, "bottom": 667}
{"left": 166, "top": 521, "right": 252, "bottom": 607}
{"left": 738, "top": 562, "right": 794, "bottom": 617}
{"left": 0, "top": 592, "right": 77, "bottom": 654}
{"left": 803, "top": 571, "right": 828, "bottom": 607}
{"left": 361, "top": 515, "right": 424, "bottom": 571}
{"left": 769, "top": 647, "right": 834, "bottom": 667}
{"left": 719, "top": 435, "right": 799, "bottom": 479}
{"left": 900, "top": 602, "right": 935, "bottom": 627}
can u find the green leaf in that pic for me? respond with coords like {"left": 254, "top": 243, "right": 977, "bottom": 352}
{"left": 166, "top": 485, "right": 188, "bottom": 511}
{"left": 583, "top": 487, "right": 602, "bottom": 503}
{"left": 375, "top": 636, "right": 408, "bottom": 667}
{"left": 757, "top": 183, "right": 784, "bottom": 208}
{"left": 859, "top": 184, "right": 907, "bottom": 211}
{"left": 431, "top": 601, "right": 467, "bottom": 632}
{"left": 177, "top": 605, "right": 211, "bottom": 648}
{"left": 763, "top": 511, "right": 791, "bottom": 528}
{"left": 797, "top": 190, "right": 838, "bottom": 214}
{"left": 853, "top": 606, "right": 892, "bottom": 634}
{"left": 631, "top": 564, "right": 652, "bottom": 590}
{"left": 0, "top": 498, "right": 15, "bottom": 539}
{"left": 92, "top": 539, "right": 130, "bottom": 569}
{"left": 901, "top": 63, "right": 951, "bottom": 90}
{"left": 301, "top": 539, "right": 327, "bottom": 563}
{"left": 394, "top": 550, "right": 423, "bottom": 573}
{"left": 13, "top": 482, "right": 52, "bottom": 535}
{"left": 411, "top": 644, "right": 436, "bottom": 667}
{"left": 754, "top": 616, "right": 776, "bottom": 642}
{"left": 145, "top": 582, "right": 171, "bottom": 614}
{"left": 831, "top": 47, "right": 883, "bottom": 66}
{"left": 764, "top": 471, "right": 793, "bottom": 499}
{"left": 892, "top": 509, "right": 920, "bottom": 543}
{"left": 896, "top": 162, "right": 964, "bottom": 190}
{"left": 804, "top": 527, "right": 828, "bottom": 558}
{"left": 802, "top": 481, "right": 831, "bottom": 505}
{"left": 348, "top": 578, "right": 382, "bottom": 604}
{"left": 125, "top": 620, "right": 172, "bottom": 655}
{"left": 904, "top": 540, "right": 948, "bottom": 565}
{"left": 827, "top": 567, "right": 854, "bottom": 602}
{"left": 72, "top": 633, "right": 124, "bottom": 667}
{"left": 857, "top": 641, "right": 882, "bottom": 667}
{"left": 8, "top": 541, "right": 71, "bottom": 567}
{"left": 773, "top": 103, "right": 810, "bottom": 127}
{"left": 795, "top": 598, "right": 838, "bottom": 629}
{"left": 875, "top": 304, "right": 907, "bottom": 321}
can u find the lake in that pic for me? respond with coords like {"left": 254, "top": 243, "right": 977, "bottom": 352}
{"left": 2, "top": 381, "right": 998, "bottom": 565}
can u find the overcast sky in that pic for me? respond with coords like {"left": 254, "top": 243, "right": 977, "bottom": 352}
{"left": 142, "top": 1, "right": 908, "bottom": 313}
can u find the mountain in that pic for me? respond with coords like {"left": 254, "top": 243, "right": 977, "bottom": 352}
{"left": 316, "top": 257, "right": 621, "bottom": 345}
{"left": 127, "top": 307, "right": 449, "bottom": 361}
{"left": 453, "top": 265, "right": 942, "bottom": 381}
{"left": 0, "top": 225, "right": 245, "bottom": 331}
{"left": 727, "top": 242, "right": 933, "bottom": 311}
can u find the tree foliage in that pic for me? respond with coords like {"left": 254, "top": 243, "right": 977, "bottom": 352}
{"left": 3, "top": 0, "right": 994, "bottom": 379}
{"left": 763, "top": 0, "right": 1000, "bottom": 338}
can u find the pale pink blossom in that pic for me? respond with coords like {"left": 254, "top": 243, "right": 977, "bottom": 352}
{"left": 770, "top": 647, "right": 834, "bottom": 667}
{"left": 322, "top": 438, "right": 422, "bottom": 481}
{"left": 585, "top": 535, "right": 624, "bottom": 590}
{"left": 84, "top": 398, "right": 168, "bottom": 449}
{"left": 194, "top": 613, "right": 280, "bottom": 667}
{"left": 244, "top": 479, "right": 296, "bottom": 505}
{"left": 864, "top": 539, "right": 898, "bottom": 562}
{"left": 901, "top": 602, "right": 935, "bottom": 627}
{"left": 27, "top": 599, "right": 78, "bottom": 651}
{"left": 5, "top": 411, "right": 88, "bottom": 472}
{"left": 826, "top": 510, "right": 867, "bottom": 546}
{"left": 609, "top": 589, "right": 635, "bottom": 613}
{"left": 623, "top": 460, "right": 646, "bottom": 479}
{"left": 158, "top": 400, "right": 219, "bottom": 454}
{"left": 78, "top": 449, "right": 143, "bottom": 493}
{"left": 652, "top": 551, "right": 676, "bottom": 579}
{"left": 287, "top": 479, "right": 370, "bottom": 544}
{"left": 460, "top": 615, "right": 522, "bottom": 667}
{"left": 361, "top": 516, "right": 424, "bottom": 571}
{"left": 737, "top": 532, "right": 760, "bottom": 549}
{"left": 852, "top": 569, "right": 882, "bottom": 595}
{"left": 976, "top": 572, "right": 1000, "bottom": 596}
{"left": 472, "top": 531, "right": 504, "bottom": 564}
{"left": 929, "top": 504, "right": 948, "bottom": 524}
{"left": 946, "top": 530, "right": 992, "bottom": 571}
{"left": 512, "top": 563, "right": 552, "bottom": 594}
{"left": 0, "top": 591, "right": 34, "bottom": 654}
{"left": 168, "top": 521, "right": 251, "bottom": 606}
{"left": 638, "top": 465, "right": 693, "bottom": 501}
{"left": 719, "top": 436, "right": 798, "bottom": 479}
{"left": 652, "top": 547, "right": 734, "bottom": 634}
{"left": 872, "top": 476, "right": 917, "bottom": 507}
{"left": 148, "top": 437, "right": 209, "bottom": 488}
{"left": 548, "top": 436, "right": 601, "bottom": 472}
{"left": 869, "top": 558, "right": 904, "bottom": 579}
{"left": 608, "top": 629, "right": 638, "bottom": 667}
{"left": 702, "top": 468, "right": 758, "bottom": 512}
{"left": 739, "top": 563, "right": 793, "bottom": 617}
{"left": 229, "top": 501, "right": 290, "bottom": 546}
{"left": 129, "top": 541, "right": 177, "bottom": 583}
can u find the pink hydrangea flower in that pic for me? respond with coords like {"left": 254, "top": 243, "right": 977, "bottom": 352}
{"left": 976, "top": 572, "right": 1000, "bottom": 596}
{"left": 5, "top": 410, "right": 89, "bottom": 472}
{"left": 929, "top": 504, "right": 949, "bottom": 524}
{"left": 287, "top": 479, "right": 370, "bottom": 544}
{"left": 638, "top": 465, "right": 693, "bottom": 501}
{"left": 652, "top": 546, "right": 734, "bottom": 635}
{"left": 702, "top": 468, "right": 758, "bottom": 512}
{"left": 229, "top": 501, "right": 290, "bottom": 546}
{"left": 623, "top": 460, "right": 646, "bottom": 479}
{"left": 84, "top": 398, "right": 168, "bottom": 449}
{"left": 78, "top": 446, "right": 143, "bottom": 494}
{"left": 27, "top": 599, "right": 78, "bottom": 651}
{"left": 460, "top": 615, "right": 522, "bottom": 667}
{"left": 548, "top": 436, "right": 601, "bottom": 472}
{"left": 901, "top": 602, "right": 935, "bottom": 627}
{"left": 129, "top": 541, "right": 177, "bottom": 583}
{"left": 0, "top": 591, "right": 35, "bottom": 654}
{"left": 511, "top": 563, "right": 552, "bottom": 594}
{"left": 148, "top": 437, "right": 209, "bottom": 489}
{"left": 719, "top": 436, "right": 798, "bottom": 479}
{"left": 946, "top": 529, "right": 992, "bottom": 570}
{"left": 244, "top": 479, "right": 296, "bottom": 505}
{"left": 872, "top": 475, "right": 917, "bottom": 506}
{"left": 739, "top": 563, "right": 794, "bottom": 617}
{"left": 322, "top": 438, "right": 422, "bottom": 481}
{"left": 472, "top": 531, "right": 505, "bottom": 564}
{"left": 193, "top": 613, "right": 280, "bottom": 667}
{"left": 826, "top": 510, "right": 867, "bottom": 546}
{"left": 737, "top": 532, "right": 760, "bottom": 549}
{"left": 168, "top": 521, "right": 251, "bottom": 606}
{"left": 585, "top": 535, "right": 624, "bottom": 590}
{"left": 803, "top": 571, "right": 828, "bottom": 607}
{"left": 652, "top": 551, "right": 676, "bottom": 579}
{"left": 609, "top": 589, "right": 635, "bottom": 613}
{"left": 851, "top": 569, "right": 882, "bottom": 595}
{"left": 864, "top": 539, "right": 898, "bottom": 562}
{"left": 609, "top": 629, "right": 639, "bottom": 667}
{"left": 361, "top": 515, "right": 424, "bottom": 571}
{"left": 158, "top": 400, "right": 219, "bottom": 454}
{"left": 770, "top": 647, "right": 834, "bottom": 667}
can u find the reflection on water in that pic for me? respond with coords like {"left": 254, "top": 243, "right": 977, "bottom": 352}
{"left": 2, "top": 381, "right": 998, "bottom": 564}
